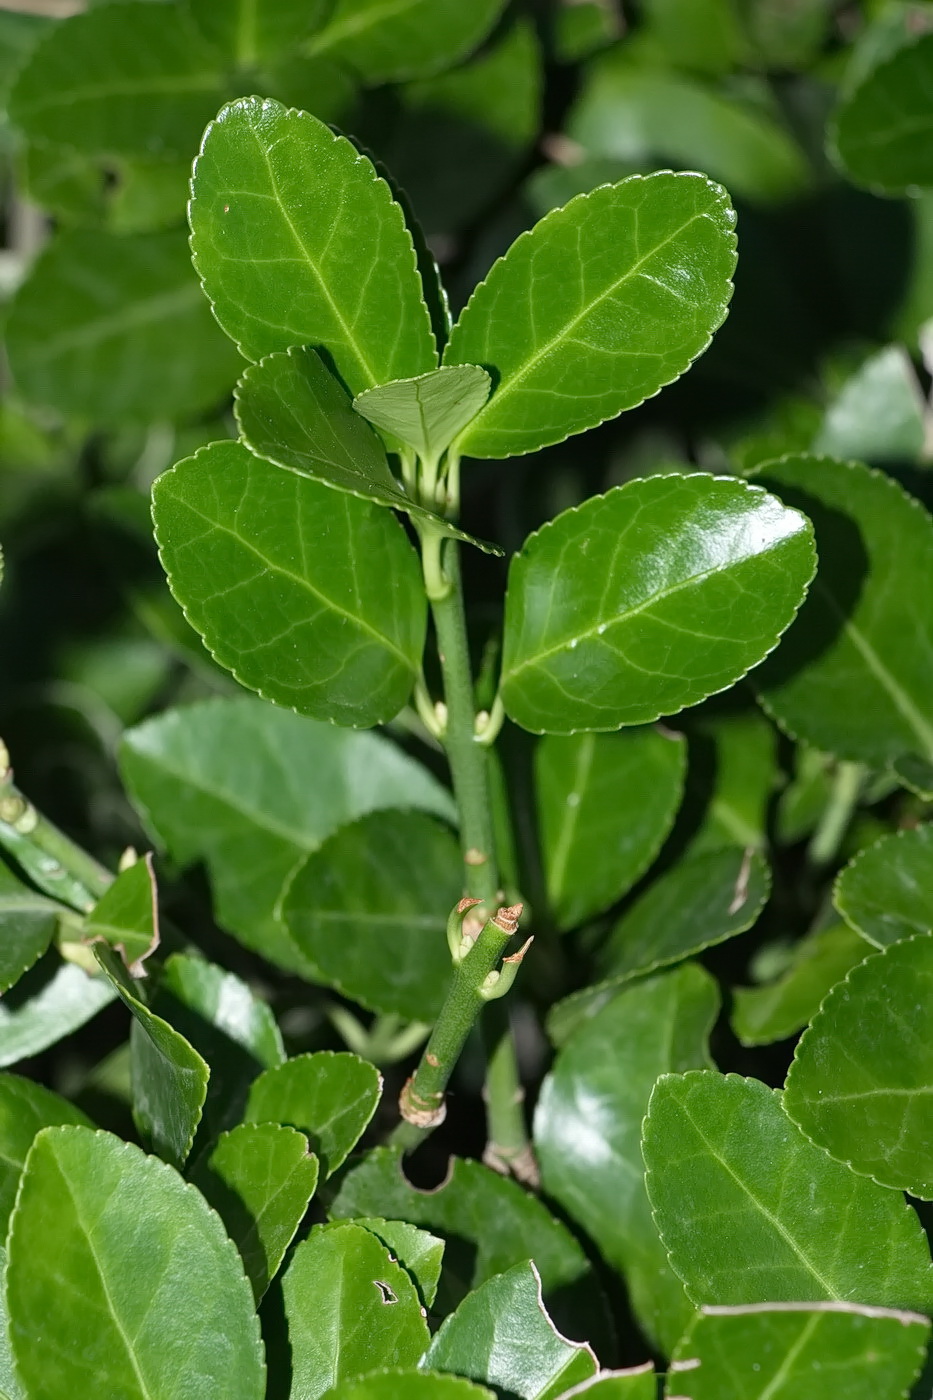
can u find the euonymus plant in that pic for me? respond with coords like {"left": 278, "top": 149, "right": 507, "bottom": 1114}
{"left": 5, "top": 2, "right": 933, "bottom": 1398}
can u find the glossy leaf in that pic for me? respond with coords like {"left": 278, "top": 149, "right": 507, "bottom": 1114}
{"left": 319, "top": 1372, "right": 493, "bottom": 1400}
{"left": 0, "top": 954, "right": 115, "bottom": 1068}
{"left": 784, "top": 934, "right": 933, "bottom": 1198}
{"left": 355, "top": 367, "right": 491, "bottom": 461}
{"left": 832, "top": 33, "right": 933, "bottom": 194}
{"left": 643, "top": 1071, "right": 933, "bottom": 1312}
{"left": 283, "top": 810, "right": 460, "bottom": 1021}
{"left": 354, "top": 1218, "right": 444, "bottom": 1310}
{"left": 0, "top": 1245, "right": 21, "bottom": 1400}
{"left": 283, "top": 1222, "right": 429, "bottom": 1399}
{"left": 732, "top": 923, "right": 868, "bottom": 1047}
{"left": 188, "top": 0, "right": 332, "bottom": 63}
{"left": 244, "top": 1051, "right": 381, "bottom": 1177}
{"left": 534, "top": 966, "right": 719, "bottom": 1354}
{"left": 7, "top": 1126, "right": 264, "bottom": 1399}
{"left": 304, "top": 0, "right": 506, "bottom": 84}
{"left": 0, "top": 862, "right": 61, "bottom": 994}
{"left": 601, "top": 847, "right": 770, "bottom": 980}
{"left": 534, "top": 727, "right": 686, "bottom": 932}
{"left": 813, "top": 345, "right": 927, "bottom": 464}
{"left": 834, "top": 824, "right": 933, "bottom": 948}
{"left": 120, "top": 697, "right": 454, "bottom": 969}
{"left": 95, "top": 945, "right": 209, "bottom": 1168}
{"left": 7, "top": 228, "right": 241, "bottom": 423}
{"left": 501, "top": 475, "right": 815, "bottom": 734}
{"left": 0, "top": 1074, "right": 91, "bottom": 1236}
{"left": 445, "top": 174, "right": 737, "bottom": 459}
{"left": 754, "top": 456, "right": 933, "bottom": 766}
{"left": 666, "top": 1303, "right": 930, "bottom": 1400}
{"left": 423, "top": 1260, "right": 597, "bottom": 1399}
{"left": 190, "top": 97, "right": 436, "bottom": 388}
{"left": 190, "top": 1122, "right": 319, "bottom": 1302}
{"left": 153, "top": 441, "right": 426, "bottom": 727}
{"left": 83, "top": 852, "right": 158, "bottom": 977}
{"left": 8, "top": 3, "right": 227, "bottom": 160}
{"left": 684, "top": 710, "right": 777, "bottom": 855}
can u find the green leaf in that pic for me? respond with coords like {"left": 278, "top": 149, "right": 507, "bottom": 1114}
{"left": 7, "top": 1126, "right": 264, "bottom": 1399}
{"left": 7, "top": 227, "right": 242, "bottom": 424}
{"left": 892, "top": 751, "right": 933, "bottom": 799}
{"left": 8, "top": 3, "right": 227, "bottom": 160}
{"left": 832, "top": 32, "right": 933, "bottom": 194}
{"left": 189, "top": 97, "right": 436, "bottom": 389}
{"left": 83, "top": 852, "right": 158, "bottom": 977}
{"left": 95, "top": 945, "right": 210, "bottom": 1167}
{"left": 354, "top": 1218, "right": 444, "bottom": 1310}
{"left": 190, "top": 1122, "right": 319, "bottom": 1302}
{"left": 282, "top": 1222, "right": 429, "bottom": 1399}
{"left": 120, "top": 697, "right": 455, "bottom": 971}
{"left": 234, "top": 348, "right": 499, "bottom": 553}
{"left": 423, "top": 1260, "right": 597, "bottom": 1400}
{"left": 784, "top": 934, "right": 933, "bottom": 1198}
{"left": 0, "top": 862, "right": 61, "bottom": 994}
{"left": 667, "top": 1302, "right": 930, "bottom": 1400}
{"left": 445, "top": 174, "right": 737, "bottom": 459}
{"left": 535, "top": 727, "right": 686, "bottom": 932}
{"left": 354, "top": 366, "right": 491, "bottom": 461}
{"left": 501, "top": 476, "right": 815, "bottom": 734}
{"left": 320, "top": 1373, "right": 493, "bottom": 1400}
{"left": 754, "top": 456, "right": 933, "bottom": 767}
{"left": 641, "top": 0, "right": 744, "bottom": 74}
{"left": 0, "top": 954, "right": 116, "bottom": 1068}
{"left": 244, "top": 1051, "right": 380, "bottom": 1177}
{"left": 0, "top": 1074, "right": 91, "bottom": 1236}
{"left": 551, "top": 1373, "right": 655, "bottom": 1399}
{"left": 0, "top": 1245, "right": 22, "bottom": 1400}
{"left": 189, "top": 0, "right": 332, "bottom": 64}
{"left": 813, "top": 345, "right": 927, "bottom": 464}
{"left": 683, "top": 711, "right": 777, "bottom": 855}
{"left": 601, "top": 847, "right": 770, "bottom": 980}
{"left": 643, "top": 1071, "right": 933, "bottom": 1311}
{"left": 534, "top": 966, "right": 719, "bottom": 1355}
{"left": 153, "top": 441, "right": 426, "bottom": 727}
{"left": 283, "top": 810, "right": 460, "bottom": 1022}
{"left": 834, "top": 825, "right": 933, "bottom": 948}
{"left": 304, "top": 0, "right": 507, "bottom": 84}
{"left": 731, "top": 922, "right": 869, "bottom": 1047}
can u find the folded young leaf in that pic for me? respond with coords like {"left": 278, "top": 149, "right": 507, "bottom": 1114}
{"left": 354, "top": 366, "right": 491, "bottom": 461}
{"left": 0, "top": 1074, "right": 91, "bottom": 1236}
{"left": 0, "top": 954, "right": 116, "bottom": 1069}
{"left": 0, "top": 861, "right": 62, "bottom": 994}
{"left": 244, "top": 1050, "right": 381, "bottom": 1177}
{"left": 304, "top": 0, "right": 507, "bottom": 84}
{"left": 422, "top": 1260, "right": 597, "bottom": 1399}
{"left": 834, "top": 824, "right": 933, "bottom": 948}
{"left": 643, "top": 1071, "right": 933, "bottom": 1313}
{"left": 444, "top": 174, "right": 737, "bottom": 458}
{"left": 7, "top": 1127, "right": 264, "bottom": 1400}
{"left": 153, "top": 441, "right": 427, "bottom": 728}
{"left": 501, "top": 475, "right": 815, "bottom": 734}
{"left": 832, "top": 32, "right": 933, "bottom": 194}
{"left": 731, "top": 922, "right": 868, "bottom": 1047}
{"left": 83, "top": 852, "right": 158, "bottom": 977}
{"left": 190, "top": 97, "right": 437, "bottom": 388}
{"left": 784, "top": 934, "right": 933, "bottom": 1199}
{"left": 354, "top": 1218, "right": 445, "bottom": 1310}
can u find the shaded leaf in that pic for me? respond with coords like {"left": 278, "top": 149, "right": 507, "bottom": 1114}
{"left": 643, "top": 1071, "right": 933, "bottom": 1311}
{"left": 813, "top": 345, "right": 927, "bottom": 464}
{"left": 7, "top": 1126, "right": 264, "bottom": 1399}
{"left": 834, "top": 824, "right": 933, "bottom": 948}
{"left": 501, "top": 476, "right": 815, "bottom": 734}
{"left": 305, "top": 0, "right": 506, "bottom": 84}
{"left": 684, "top": 710, "right": 777, "bottom": 855}
{"left": 83, "top": 852, "right": 158, "bottom": 977}
{"left": 445, "top": 174, "right": 737, "bottom": 459}
{"left": 0, "top": 862, "right": 61, "bottom": 994}
{"left": 153, "top": 441, "right": 426, "bottom": 727}
{"left": 535, "top": 727, "right": 686, "bottom": 932}
{"left": 423, "top": 1260, "right": 597, "bottom": 1399}
{"left": 832, "top": 32, "right": 933, "bottom": 194}
{"left": 534, "top": 967, "right": 718, "bottom": 1355}
{"left": 0, "top": 1074, "right": 91, "bottom": 1236}
{"left": 190, "top": 1121, "right": 319, "bottom": 1302}
{"left": 354, "top": 1218, "right": 444, "bottom": 1310}
{"left": 354, "top": 366, "right": 491, "bottom": 462}
{"left": 189, "top": 0, "right": 332, "bottom": 64}
{"left": 244, "top": 1051, "right": 381, "bottom": 1177}
{"left": 731, "top": 922, "right": 869, "bottom": 1047}
{"left": 190, "top": 97, "right": 436, "bottom": 388}
{"left": 0, "top": 954, "right": 115, "bottom": 1069}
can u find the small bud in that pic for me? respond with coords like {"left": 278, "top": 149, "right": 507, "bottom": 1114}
{"left": 447, "top": 896, "right": 483, "bottom": 963}
{"left": 491, "top": 902, "right": 523, "bottom": 936}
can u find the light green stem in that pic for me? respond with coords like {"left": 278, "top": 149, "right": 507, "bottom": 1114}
{"left": 808, "top": 760, "right": 864, "bottom": 868}
{"left": 0, "top": 753, "right": 112, "bottom": 911}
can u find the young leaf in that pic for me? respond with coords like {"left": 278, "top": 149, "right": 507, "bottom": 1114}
{"left": 832, "top": 33, "right": 933, "bottom": 194}
{"left": 189, "top": 96, "right": 437, "bottom": 388}
{"left": 95, "top": 945, "right": 210, "bottom": 1168}
{"left": 643, "top": 1071, "right": 933, "bottom": 1313}
{"left": 600, "top": 847, "right": 770, "bottom": 981}
{"left": 0, "top": 1074, "right": 91, "bottom": 1235}
{"left": 0, "top": 954, "right": 116, "bottom": 1069}
{"left": 731, "top": 923, "right": 869, "bottom": 1047}
{"left": 354, "top": 366, "right": 491, "bottom": 461}
{"left": 83, "top": 852, "right": 158, "bottom": 977}
{"left": 500, "top": 475, "right": 815, "bottom": 734}
{"left": 282, "top": 1222, "right": 429, "bottom": 1399}
{"left": 188, "top": 0, "right": 332, "bottom": 64}
{"left": 444, "top": 174, "right": 737, "bottom": 458}
{"left": 120, "top": 697, "right": 454, "bottom": 970}
{"left": 535, "top": 727, "right": 686, "bottom": 932}
{"left": 304, "top": 0, "right": 507, "bottom": 84}
{"left": 354, "top": 1218, "right": 445, "bottom": 1310}
{"left": 7, "top": 1126, "right": 264, "bottom": 1400}
{"left": 834, "top": 825, "right": 933, "bottom": 948}
{"left": 422, "top": 1260, "right": 598, "bottom": 1399}
{"left": 0, "top": 862, "right": 62, "bottom": 994}
{"left": 754, "top": 456, "right": 933, "bottom": 767}
{"left": 315, "top": 1375, "right": 493, "bottom": 1400}
{"left": 534, "top": 966, "right": 719, "bottom": 1355}
{"left": 667, "top": 1303, "right": 930, "bottom": 1400}
{"left": 153, "top": 441, "right": 426, "bottom": 728}
{"left": 784, "top": 934, "right": 933, "bottom": 1199}
{"left": 190, "top": 1122, "right": 319, "bottom": 1302}
{"left": 282, "top": 810, "right": 461, "bottom": 1022}
{"left": 244, "top": 1051, "right": 381, "bottom": 1177}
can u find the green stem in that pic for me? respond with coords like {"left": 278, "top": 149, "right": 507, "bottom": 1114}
{"left": 482, "top": 1000, "right": 538, "bottom": 1184}
{"left": 0, "top": 751, "right": 112, "bottom": 911}
{"left": 808, "top": 760, "right": 864, "bottom": 868}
